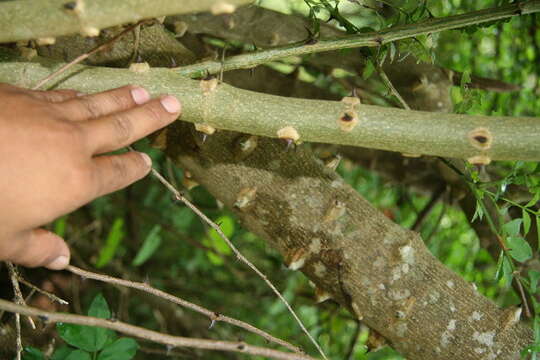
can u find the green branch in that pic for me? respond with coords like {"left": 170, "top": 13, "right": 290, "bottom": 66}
{"left": 0, "top": 0, "right": 253, "bottom": 43}
{"left": 0, "top": 49, "right": 538, "bottom": 161}
{"left": 176, "top": 0, "right": 540, "bottom": 77}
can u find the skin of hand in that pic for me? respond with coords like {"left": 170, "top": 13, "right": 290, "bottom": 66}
{"left": 0, "top": 83, "right": 181, "bottom": 270}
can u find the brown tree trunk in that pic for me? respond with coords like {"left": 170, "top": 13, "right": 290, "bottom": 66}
{"left": 161, "top": 122, "right": 532, "bottom": 360}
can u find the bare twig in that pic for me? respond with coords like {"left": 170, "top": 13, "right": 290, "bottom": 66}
{"left": 16, "top": 277, "right": 69, "bottom": 306}
{"left": 6, "top": 263, "right": 24, "bottom": 360}
{"left": 0, "top": 299, "right": 316, "bottom": 360}
{"left": 377, "top": 66, "right": 411, "bottom": 110}
{"left": 32, "top": 20, "right": 151, "bottom": 90}
{"left": 148, "top": 167, "right": 328, "bottom": 360}
{"left": 514, "top": 272, "right": 532, "bottom": 318}
{"left": 66, "top": 265, "right": 301, "bottom": 353}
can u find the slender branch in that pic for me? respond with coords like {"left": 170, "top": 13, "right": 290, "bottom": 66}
{"left": 0, "top": 299, "right": 316, "bottom": 360}
{"left": 32, "top": 20, "right": 150, "bottom": 90}
{"left": 16, "top": 276, "right": 69, "bottom": 306}
{"left": 377, "top": 66, "right": 411, "bottom": 111}
{"left": 175, "top": 1, "right": 540, "bottom": 77}
{"left": 148, "top": 168, "right": 328, "bottom": 360}
{"left": 0, "top": 0, "right": 253, "bottom": 43}
{"left": 6, "top": 263, "right": 23, "bottom": 360}
{"left": 66, "top": 265, "right": 301, "bottom": 353}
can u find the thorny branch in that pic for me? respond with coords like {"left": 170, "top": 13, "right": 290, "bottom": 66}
{"left": 175, "top": 1, "right": 540, "bottom": 77}
{"left": 67, "top": 265, "right": 301, "bottom": 353}
{"left": 0, "top": 299, "right": 316, "bottom": 360}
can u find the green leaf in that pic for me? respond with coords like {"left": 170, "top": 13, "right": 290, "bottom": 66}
{"left": 471, "top": 200, "right": 484, "bottom": 222}
{"left": 502, "top": 255, "right": 514, "bottom": 285}
{"left": 65, "top": 350, "right": 91, "bottom": 360}
{"left": 51, "top": 346, "right": 74, "bottom": 360}
{"left": 54, "top": 216, "right": 68, "bottom": 238}
{"left": 495, "top": 250, "right": 505, "bottom": 281}
{"left": 507, "top": 236, "right": 532, "bottom": 262}
{"left": 22, "top": 347, "right": 44, "bottom": 360}
{"left": 95, "top": 218, "right": 125, "bottom": 268}
{"left": 207, "top": 216, "right": 234, "bottom": 255}
{"left": 98, "top": 338, "right": 139, "bottom": 360}
{"left": 88, "top": 294, "right": 111, "bottom": 319}
{"left": 132, "top": 225, "right": 162, "bottom": 266}
{"left": 503, "top": 219, "right": 522, "bottom": 237}
{"left": 206, "top": 251, "right": 224, "bottom": 266}
{"left": 526, "top": 191, "right": 540, "bottom": 208}
{"left": 460, "top": 70, "right": 471, "bottom": 88}
{"left": 57, "top": 295, "right": 114, "bottom": 352}
{"left": 523, "top": 210, "right": 532, "bottom": 235}
{"left": 362, "top": 60, "right": 375, "bottom": 80}
{"left": 530, "top": 270, "right": 540, "bottom": 293}
{"left": 538, "top": 216, "right": 540, "bottom": 250}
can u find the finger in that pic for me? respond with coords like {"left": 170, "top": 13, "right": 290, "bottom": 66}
{"left": 92, "top": 151, "right": 152, "bottom": 198}
{"left": 82, "top": 95, "right": 181, "bottom": 154}
{"left": 2, "top": 229, "right": 70, "bottom": 270}
{"left": 29, "top": 89, "right": 82, "bottom": 103}
{"left": 60, "top": 85, "right": 151, "bottom": 121}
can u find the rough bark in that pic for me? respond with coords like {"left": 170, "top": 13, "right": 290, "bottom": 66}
{"left": 0, "top": 50, "right": 538, "bottom": 161}
{"left": 159, "top": 121, "right": 532, "bottom": 360}
{"left": 0, "top": 0, "right": 253, "bottom": 43}
{"left": 37, "top": 23, "right": 197, "bottom": 68}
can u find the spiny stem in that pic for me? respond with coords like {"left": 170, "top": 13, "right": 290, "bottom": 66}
{"left": 175, "top": 0, "right": 540, "bottom": 77}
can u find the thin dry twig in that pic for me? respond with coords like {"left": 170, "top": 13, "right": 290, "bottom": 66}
{"left": 16, "top": 277, "right": 69, "bottom": 306}
{"left": 0, "top": 299, "right": 316, "bottom": 360}
{"left": 377, "top": 66, "right": 411, "bottom": 111}
{"left": 6, "top": 263, "right": 24, "bottom": 360}
{"left": 149, "top": 168, "right": 328, "bottom": 360}
{"left": 32, "top": 20, "right": 151, "bottom": 90}
{"left": 66, "top": 265, "right": 301, "bottom": 353}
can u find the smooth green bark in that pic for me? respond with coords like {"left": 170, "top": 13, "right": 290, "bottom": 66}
{"left": 0, "top": 0, "right": 253, "bottom": 43}
{"left": 0, "top": 49, "right": 538, "bottom": 161}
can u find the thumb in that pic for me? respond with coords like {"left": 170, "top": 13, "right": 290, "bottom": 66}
{"left": 6, "top": 229, "right": 70, "bottom": 270}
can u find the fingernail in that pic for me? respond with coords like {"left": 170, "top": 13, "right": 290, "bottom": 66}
{"left": 47, "top": 255, "right": 69, "bottom": 270}
{"left": 140, "top": 152, "right": 152, "bottom": 167}
{"left": 131, "top": 86, "right": 150, "bottom": 105}
{"left": 160, "top": 95, "right": 181, "bottom": 114}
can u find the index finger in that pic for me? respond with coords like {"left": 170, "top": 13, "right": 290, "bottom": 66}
{"left": 81, "top": 95, "right": 181, "bottom": 154}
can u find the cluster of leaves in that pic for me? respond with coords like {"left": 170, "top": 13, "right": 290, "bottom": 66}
{"left": 22, "top": 295, "right": 138, "bottom": 360}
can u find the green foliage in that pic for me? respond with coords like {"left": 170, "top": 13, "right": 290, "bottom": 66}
{"left": 95, "top": 218, "right": 125, "bottom": 268}
{"left": 23, "top": 294, "right": 139, "bottom": 360}
{"left": 132, "top": 225, "right": 162, "bottom": 266}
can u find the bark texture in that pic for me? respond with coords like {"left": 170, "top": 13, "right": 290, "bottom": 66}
{"left": 160, "top": 122, "right": 532, "bottom": 360}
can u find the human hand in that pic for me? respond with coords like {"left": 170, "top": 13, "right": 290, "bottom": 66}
{"left": 0, "top": 83, "right": 181, "bottom": 270}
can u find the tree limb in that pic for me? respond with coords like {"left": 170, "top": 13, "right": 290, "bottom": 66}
{"left": 161, "top": 122, "right": 532, "bottom": 360}
{"left": 0, "top": 0, "right": 253, "bottom": 43}
{"left": 0, "top": 50, "right": 538, "bottom": 161}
